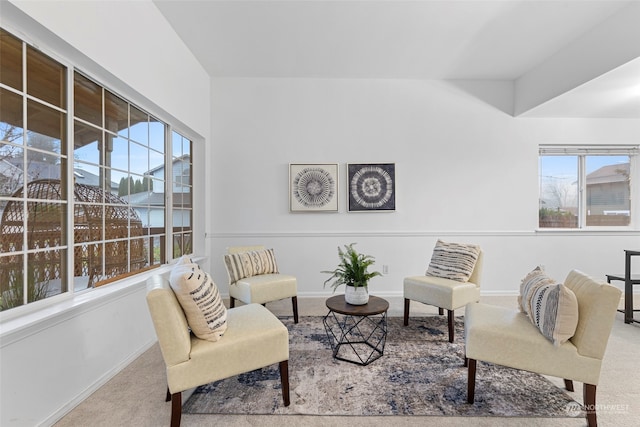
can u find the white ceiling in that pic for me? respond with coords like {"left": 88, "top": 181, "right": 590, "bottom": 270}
{"left": 153, "top": 0, "right": 640, "bottom": 118}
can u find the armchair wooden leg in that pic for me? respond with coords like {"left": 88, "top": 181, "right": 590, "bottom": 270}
{"left": 403, "top": 299, "right": 410, "bottom": 326}
{"left": 467, "top": 358, "right": 476, "bottom": 404}
{"left": 170, "top": 392, "right": 182, "bottom": 427}
{"left": 447, "top": 309, "right": 454, "bottom": 342}
{"left": 564, "top": 379, "right": 574, "bottom": 392}
{"left": 229, "top": 296, "right": 235, "bottom": 308}
{"left": 438, "top": 307, "right": 444, "bottom": 316}
{"left": 292, "top": 296, "right": 299, "bottom": 324}
{"left": 279, "top": 360, "right": 291, "bottom": 406}
{"left": 584, "top": 383, "right": 597, "bottom": 427}
{"left": 464, "top": 357, "right": 468, "bottom": 367}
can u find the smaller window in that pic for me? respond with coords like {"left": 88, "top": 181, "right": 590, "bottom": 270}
{"left": 539, "top": 145, "right": 638, "bottom": 229}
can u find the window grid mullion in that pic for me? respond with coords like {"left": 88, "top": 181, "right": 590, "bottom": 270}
{"left": 578, "top": 155, "right": 586, "bottom": 229}
{"left": 165, "top": 128, "right": 172, "bottom": 261}
{"left": 21, "top": 40, "right": 28, "bottom": 306}
{"left": 65, "top": 64, "right": 74, "bottom": 294}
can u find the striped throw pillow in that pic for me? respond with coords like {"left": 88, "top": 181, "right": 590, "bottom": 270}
{"left": 425, "top": 240, "right": 480, "bottom": 282}
{"left": 224, "top": 248, "right": 280, "bottom": 284}
{"left": 169, "top": 256, "right": 227, "bottom": 342}
{"left": 518, "top": 265, "right": 555, "bottom": 313}
{"left": 519, "top": 267, "right": 579, "bottom": 346}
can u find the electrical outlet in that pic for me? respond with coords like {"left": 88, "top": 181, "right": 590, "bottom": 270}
{"left": 383, "top": 265, "right": 389, "bottom": 275}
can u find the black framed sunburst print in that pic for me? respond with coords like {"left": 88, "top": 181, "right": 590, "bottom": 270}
{"left": 348, "top": 163, "right": 395, "bottom": 212}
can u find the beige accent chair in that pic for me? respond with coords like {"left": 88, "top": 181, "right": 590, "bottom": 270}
{"left": 227, "top": 245, "right": 299, "bottom": 323}
{"left": 145, "top": 275, "right": 290, "bottom": 427}
{"left": 403, "top": 251, "right": 483, "bottom": 342}
{"left": 465, "top": 270, "right": 621, "bottom": 427}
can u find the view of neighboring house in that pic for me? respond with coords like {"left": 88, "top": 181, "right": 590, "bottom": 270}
{"left": 586, "top": 162, "right": 630, "bottom": 216}
{"left": 72, "top": 168, "right": 118, "bottom": 192}
{"left": 0, "top": 155, "right": 118, "bottom": 198}
{"left": 0, "top": 149, "right": 190, "bottom": 229}
{"left": 539, "top": 162, "right": 630, "bottom": 213}
{"left": 120, "top": 155, "right": 191, "bottom": 228}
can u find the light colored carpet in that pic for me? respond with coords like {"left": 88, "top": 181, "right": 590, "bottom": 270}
{"left": 54, "top": 295, "right": 640, "bottom": 427}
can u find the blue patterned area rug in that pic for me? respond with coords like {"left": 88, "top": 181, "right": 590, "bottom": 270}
{"left": 183, "top": 315, "right": 581, "bottom": 418}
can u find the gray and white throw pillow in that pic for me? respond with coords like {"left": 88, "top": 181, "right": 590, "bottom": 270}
{"left": 518, "top": 266, "right": 579, "bottom": 346}
{"left": 425, "top": 239, "right": 480, "bottom": 282}
{"left": 224, "top": 248, "right": 279, "bottom": 284}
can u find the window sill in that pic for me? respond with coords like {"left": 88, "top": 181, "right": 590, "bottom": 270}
{"left": 0, "top": 256, "right": 205, "bottom": 346}
{"left": 535, "top": 228, "right": 640, "bottom": 235}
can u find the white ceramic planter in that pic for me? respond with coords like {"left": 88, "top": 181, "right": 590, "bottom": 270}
{"left": 345, "top": 285, "right": 369, "bottom": 305}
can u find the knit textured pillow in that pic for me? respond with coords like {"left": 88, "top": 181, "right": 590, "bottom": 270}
{"left": 519, "top": 266, "right": 579, "bottom": 346}
{"left": 169, "top": 256, "right": 227, "bottom": 342}
{"left": 224, "top": 248, "right": 280, "bottom": 284}
{"left": 518, "top": 266, "right": 555, "bottom": 313}
{"left": 425, "top": 240, "right": 480, "bottom": 282}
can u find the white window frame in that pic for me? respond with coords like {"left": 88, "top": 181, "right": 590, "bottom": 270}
{"left": 0, "top": 27, "right": 196, "bottom": 320}
{"left": 539, "top": 144, "right": 639, "bottom": 230}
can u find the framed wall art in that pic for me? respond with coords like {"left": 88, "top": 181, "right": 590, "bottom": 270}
{"left": 289, "top": 163, "right": 339, "bottom": 212}
{"left": 347, "top": 163, "right": 395, "bottom": 212}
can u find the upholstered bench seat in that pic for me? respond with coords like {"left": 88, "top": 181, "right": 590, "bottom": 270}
{"left": 231, "top": 273, "right": 297, "bottom": 306}
{"left": 404, "top": 276, "right": 480, "bottom": 312}
{"left": 465, "top": 303, "right": 601, "bottom": 385}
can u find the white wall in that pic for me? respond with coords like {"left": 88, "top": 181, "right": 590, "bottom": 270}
{"left": 1, "top": 2, "right": 211, "bottom": 426}
{"left": 209, "top": 77, "right": 640, "bottom": 297}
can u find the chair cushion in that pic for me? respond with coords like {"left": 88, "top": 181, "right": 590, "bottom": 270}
{"left": 169, "top": 256, "right": 228, "bottom": 342}
{"left": 518, "top": 266, "right": 578, "bottom": 346}
{"left": 404, "top": 275, "right": 480, "bottom": 310}
{"left": 229, "top": 273, "right": 297, "bottom": 305}
{"left": 464, "top": 302, "right": 602, "bottom": 385}
{"left": 224, "top": 248, "right": 279, "bottom": 284}
{"left": 166, "top": 304, "right": 289, "bottom": 393}
{"left": 425, "top": 239, "right": 480, "bottom": 282}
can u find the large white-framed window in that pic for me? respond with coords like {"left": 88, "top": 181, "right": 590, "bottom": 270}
{"left": 0, "top": 28, "right": 194, "bottom": 312}
{"left": 539, "top": 145, "right": 638, "bottom": 229}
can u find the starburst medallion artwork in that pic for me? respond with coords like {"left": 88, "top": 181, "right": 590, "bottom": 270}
{"left": 289, "top": 164, "right": 338, "bottom": 212}
{"left": 348, "top": 163, "right": 395, "bottom": 212}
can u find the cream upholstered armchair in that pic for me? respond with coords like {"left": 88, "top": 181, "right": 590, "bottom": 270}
{"left": 465, "top": 270, "right": 621, "bottom": 427}
{"left": 404, "top": 241, "right": 483, "bottom": 342}
{"left": 146, "top": 275, "right": 290, "bottom": 427}
{"left": 224, "top": 245, "right": 298, "bottom": 323}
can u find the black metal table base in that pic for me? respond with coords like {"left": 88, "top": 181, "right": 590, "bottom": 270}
{"left": 323, "top": 309, "right": 387, "bottom": 366}
{"left": 606, "top": 249, "right": 640, "bottom": 325}
{"left": 616, "top": 308, "right": 639, "bottom": 324}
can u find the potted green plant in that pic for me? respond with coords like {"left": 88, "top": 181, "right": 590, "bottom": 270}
{"left": 322, "top": 243, "right": 382, "bottom": 305}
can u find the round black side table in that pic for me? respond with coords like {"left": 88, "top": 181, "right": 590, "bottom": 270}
{"left": 322, "top": 294, "right": 389, "bottom": 365}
